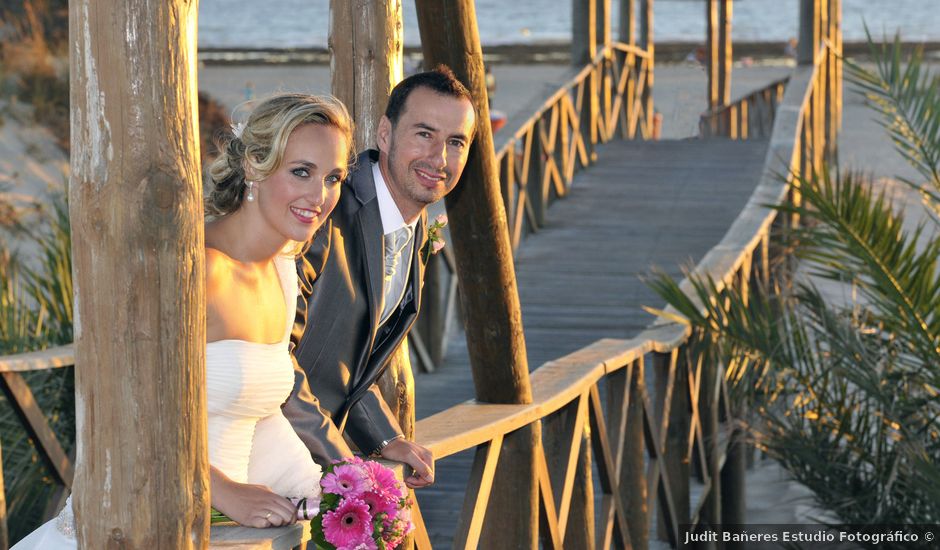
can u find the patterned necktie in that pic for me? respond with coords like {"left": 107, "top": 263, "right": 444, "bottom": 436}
{"left": 381, "top": 226, "right": 414, "bottom": 323}
{"left": 384, "top": 226, "right": 412, "bottom": 281}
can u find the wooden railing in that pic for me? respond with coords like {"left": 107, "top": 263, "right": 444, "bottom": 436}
{"left": 409, "top": 34, "right": 840, "bottom": 549}
{"left": 0, "top": 345, "right": 309, "bottom": 549}
{"left": 411, "top": 41, "right": 655, "bottom": 372}
{"left": 0, "top": 344, "right": 75, "bottom": 547}
{"left": 698, "top": 76, "right": 789, "bottom": 139}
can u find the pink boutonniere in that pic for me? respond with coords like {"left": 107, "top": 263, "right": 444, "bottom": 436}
{"left": 421, "top": 214, "right": 448, "bottom": 262}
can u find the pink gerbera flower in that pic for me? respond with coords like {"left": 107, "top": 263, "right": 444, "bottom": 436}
{"left": 321, "top": 464, "right": 370, "bottom": 497}
{"left": 322, "top": 498, "right": 373, "bottom": 549}
{"left": 362, "top": 461, "right": 402, "bottom": 498}
{"left": 360, "top": 489, "right": 398, "bottom": 520}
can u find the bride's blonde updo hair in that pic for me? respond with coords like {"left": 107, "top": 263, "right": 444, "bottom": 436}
{"left": 206, "top": 93, "right": 354, "bottom": 217}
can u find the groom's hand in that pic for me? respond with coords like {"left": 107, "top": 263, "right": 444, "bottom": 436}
{"left": 380, "top": 438, "right": 435, "bottom": 488}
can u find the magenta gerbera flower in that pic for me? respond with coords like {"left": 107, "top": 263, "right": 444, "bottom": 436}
{"left": 360, "top": 489, "right": 398, "bottom": 520}
{"left": 322, "top": 497, "right": 373, "bottom": 549}
{"left": 321, "top": 464, "right": 370, "bottom": 497}
{"left": 362, "top": 460, "right": 403, "bottom": 499}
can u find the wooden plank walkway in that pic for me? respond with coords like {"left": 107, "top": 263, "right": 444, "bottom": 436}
{"left": 412, "top": 137, "right": 770, "bottom": 547}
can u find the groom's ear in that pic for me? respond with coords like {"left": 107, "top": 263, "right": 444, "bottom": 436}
{"left": 376, "top": 115, "right": 392, "bottom": 154}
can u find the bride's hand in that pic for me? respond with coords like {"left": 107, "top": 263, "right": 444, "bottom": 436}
{"left": 210, "top": 467, "right": 297, "bottom": 528}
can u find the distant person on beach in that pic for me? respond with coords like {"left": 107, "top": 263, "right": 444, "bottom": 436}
{"left": 13, "top": 93, "right": 354, "bottom": 547}
{"left": 284, "top": 66, "right": 477, "bottom": 489}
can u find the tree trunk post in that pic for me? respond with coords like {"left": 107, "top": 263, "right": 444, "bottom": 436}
{"left": 414, "top": 1, "right": 536, "bottom": 546}
{"left": 69, "top": 1, "right": 208, "bottom": 547}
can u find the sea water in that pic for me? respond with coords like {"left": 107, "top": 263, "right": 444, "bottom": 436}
{"left": 198, "top": 0, "right": 940, "bottom": 50}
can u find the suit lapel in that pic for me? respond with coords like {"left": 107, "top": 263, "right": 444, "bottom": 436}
{"left": 410, "top": 212, "right": 428, "bottom": 313}
{"left": 350, "top": 151, "right": 385, "bottom": 347}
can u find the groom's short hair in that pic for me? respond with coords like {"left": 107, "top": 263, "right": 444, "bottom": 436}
{"left": 385, "top": 65, "right": 474, "bottom": 129}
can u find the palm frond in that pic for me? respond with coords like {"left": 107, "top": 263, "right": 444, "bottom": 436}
{"left": 844, "top": 28, "right": 940, "bottom": 222}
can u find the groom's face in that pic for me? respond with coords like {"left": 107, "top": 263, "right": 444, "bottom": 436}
{"left": 377, "top": 87, "right": 476, "bottom": 222}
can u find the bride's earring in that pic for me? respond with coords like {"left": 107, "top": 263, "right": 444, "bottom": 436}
{"left": 246, "top": 180, "right": 255, "bottom": 202}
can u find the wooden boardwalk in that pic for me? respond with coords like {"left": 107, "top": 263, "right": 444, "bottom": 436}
{"left": 412, "top": 136, "right": 770, "bottom": 547}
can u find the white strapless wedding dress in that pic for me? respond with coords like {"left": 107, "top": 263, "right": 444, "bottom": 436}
{"left": 13, "top": 255, "right": 321, "bottom": 549}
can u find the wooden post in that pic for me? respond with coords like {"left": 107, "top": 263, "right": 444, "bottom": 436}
{"left": 619, "top": 359, "right": 648, "bottom": 549}
{"left": 721, "top": 425, "right": 747, "bottom": 538}
{"left": 640, "top": 0, "right": 654, "bottom": 137}
{"left": 70, "top": 1, "right": 208, "bottom": 547}
{"left": 718, "top": 0, "right": 733, "bottom": 106}
{"left": 618, "top": 0, "right": 634, "bottom": 45}
{"left": 526, "top": 121, "right": 546, "bottom": 227}
{"left": 698, "top": 355, "right": 722, "bottom": 545}
{"left": 797, "top": 0, "right": 820, "bottom": 65}
{"left": 573, "top": 0, "right": 599, "bottom": 161}
{"left": 572, "top": 0, "right": 596, "bottom": 66}
{"left": 597, "top": 0, "right": 611, "bottom": 141}
{"left": 654, "top": 350, "right": 690, "bottom": 542}
{"left": 707, "top": 0, "right": 720, "bottom": 110}
{"left": 329, "top": 0, "right": 403, "bottom": 151}
{"left": 596, "top": 0, "right": 611, "bottom": 50}
{"left": 329, "top": 0, "right": 417, "bottom": 441}
{"left": 414, "top": 1, "right": 536, "bottom": 547}
{"left": 542, "top": 399, "right": 594, "bottom": 549}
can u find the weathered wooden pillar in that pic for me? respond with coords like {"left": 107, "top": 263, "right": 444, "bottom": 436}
{"left": 329, "top": 0, "right": 416, "bottom": 440}
{"left": 718, "top": 0, "right": 733, "bottom": 106}
{"left": 414, "top": 1, "right": 537, "bottom": 547}
{"left": 573, "top": 0, "right": 599, "bottom": 161}
{"left": 329, "top": 0, "right": 403, "bottom": 151}
{"left": 706, "top": 0, "right": 720, "bottom": 110}
{"left": 797, "top": 0, "right": 820, "bottom": 65}
{"left": 70, "top": 1, "right": 208, "bottom": 548}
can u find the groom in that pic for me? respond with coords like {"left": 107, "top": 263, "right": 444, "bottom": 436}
{"left": 285, "top": 66, "right": 477, "bottom": 488}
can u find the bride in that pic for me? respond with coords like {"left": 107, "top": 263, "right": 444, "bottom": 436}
{"left": 13, "top": 93, "right": 353, "bottom": 547}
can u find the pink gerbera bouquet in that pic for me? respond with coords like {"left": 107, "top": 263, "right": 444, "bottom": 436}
{"left": 311, "top": 456, "right": 414, "bottom": 550}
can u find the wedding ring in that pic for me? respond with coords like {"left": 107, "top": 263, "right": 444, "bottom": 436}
{"left": 264, "top": 511, "right": 272, "bottom": 520}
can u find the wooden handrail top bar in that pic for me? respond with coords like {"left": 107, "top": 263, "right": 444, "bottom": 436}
{"left": 0, "top": 344, "right": 74, "bottom": 373}
{"left": 701, "top": 76, "right": 790, "bottom": 118}
{"left": 209, "top": 521, "right": 309, "bottom": 549}
{"left": 414, "top": 327, "right": 690, "bottom": 459}
{"left": 611, "top": 42, "right": 652, "bottom": 59}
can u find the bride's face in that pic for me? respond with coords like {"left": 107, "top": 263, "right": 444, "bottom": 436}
{"left": 255, "top": 123, "right": 348, "bottom": 243}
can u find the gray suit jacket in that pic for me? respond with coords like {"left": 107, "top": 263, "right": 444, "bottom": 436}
{"left": 284, "top": 150, "right": 427, "bottom": 460}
